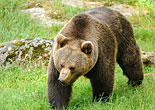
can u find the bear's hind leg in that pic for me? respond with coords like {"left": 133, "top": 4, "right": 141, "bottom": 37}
{"left": 117, "top": 44, "right": 144, "bottom": 87}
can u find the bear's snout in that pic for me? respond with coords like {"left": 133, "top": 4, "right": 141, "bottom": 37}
{"left": 58, "top": 68, "right": 72, "bottom": 86}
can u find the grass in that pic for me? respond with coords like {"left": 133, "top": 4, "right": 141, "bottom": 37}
{"left": 0, "top": 0, "right": 64, "bottom": 43}
{"left": 0, "top": 64, "right": 154, "bottom": 110}
{"left": 134, "top": 27, "right": 155, "bottom": 52}
{"left": 49, "top": 0, "right": 88, "bottom": 20}
{"left": 0, "top": 0, "right": 155, "bottom": 110}
{"left": 0, "top": 65, "right": 50, "bottom": 110}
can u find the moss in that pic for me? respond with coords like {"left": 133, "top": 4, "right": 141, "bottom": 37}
{"left": 25, "top": 38, "right": 33, "bottom": 40}
{"left": 13, "top": 41, "right": 25, "bottom": 46}
{"left": 8, "top": 52, "right": 16, "bottom": 57}
{"left": 0, "top": 45, "right": 4, "bottom": 48}
{"left": 43, "top": 38, "right": 53, "bottom": 40}
{"left": 13, "top": 46, "right": 18, "bottom": 50}
{"left": 21, "top": 48, "right": 30, "bottom": 59}
{"left": 32, "top": 46, "right": 45, "bottom": 57}
{"left": 44, "top": 49, "right": 49, "bottom": 53}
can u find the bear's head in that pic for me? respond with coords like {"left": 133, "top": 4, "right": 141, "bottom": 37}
{"left": 52, "top": 34, "right": 98, "bottom": 86}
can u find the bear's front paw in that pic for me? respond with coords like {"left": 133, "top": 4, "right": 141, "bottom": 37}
{"left": 50, "top": 105, "right": 64, "bottom": 110}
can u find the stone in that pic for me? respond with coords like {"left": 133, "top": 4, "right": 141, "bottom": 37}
{"left": 0, "top": 38, "right": 54, "bottom": 66}
{"left": 141, "top": 51, "right": 155, "bottom": 66}
{"left": 22, "top": 8, "right": 65, "bottom": 26}
{"left": 62, "top": 0, "right": 84, "bottom": 8}
{"left": 109, "top": 4, "right": 139, "bottom": 17}
{"left": 22, "top": 8, "right": 46, "bottom": 20}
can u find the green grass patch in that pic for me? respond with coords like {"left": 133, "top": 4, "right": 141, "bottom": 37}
{"left": 0, "top": 65, "right": 50, "bottom": 110}
{"left": 0, "top": 64, "right": 155, "bottom": 110}
{"left": 0, "top": 0, "right": 52, "bottom": 43}
{"left": 134, "top": 27, "right": 155, "bottom": 52}
{"left": 0, "top": 0, "right": 88, "bottom": 43}
{"left": 49, "top": 0, "right": 88, "bottom": 20}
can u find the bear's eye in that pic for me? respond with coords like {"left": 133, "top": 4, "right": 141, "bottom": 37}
{"left": 69, "top": 67, "right": 75, "bottom": 71}
{"left": 60, "top": 64, "right": 64, "bottom": 68}
{"left": 59, "top": 39, "right": 68, "bottom": 48}
{"left": 60, "top": 42, "right": 65, "bottom": 48}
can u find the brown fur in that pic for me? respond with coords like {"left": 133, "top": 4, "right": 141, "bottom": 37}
{"left": 47, "top": 7, "right": 143, "bottom": 110}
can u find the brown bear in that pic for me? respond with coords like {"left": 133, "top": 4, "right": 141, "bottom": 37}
{"left": 47, "top": 7, "right": 143, "bottom": 110}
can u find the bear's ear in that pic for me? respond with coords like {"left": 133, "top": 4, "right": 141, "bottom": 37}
{"left": 81, "top": 41, "right": 93, "bottom": 55}
{"left": 56, "top": 34, "right": 69, "bottom": 48}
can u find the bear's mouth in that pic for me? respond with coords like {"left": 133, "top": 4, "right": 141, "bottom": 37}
{"left": 60, "top": 81, "right": 68, "bottom": 86}
{"left": 58, "top": 77, "right": 71, "bottom": 86}
{"left": 59, "top": 81, "right": 72, "bottom": 86}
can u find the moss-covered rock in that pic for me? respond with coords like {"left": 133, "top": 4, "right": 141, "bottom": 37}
{"left": 12, "top": 41, "right": 25, "bottom": 46}
{"left": 0, "top": 45, "right": 4, "bottom": 48}
{"left": 0, "top": 37, "right": 54, "bottom": 66}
